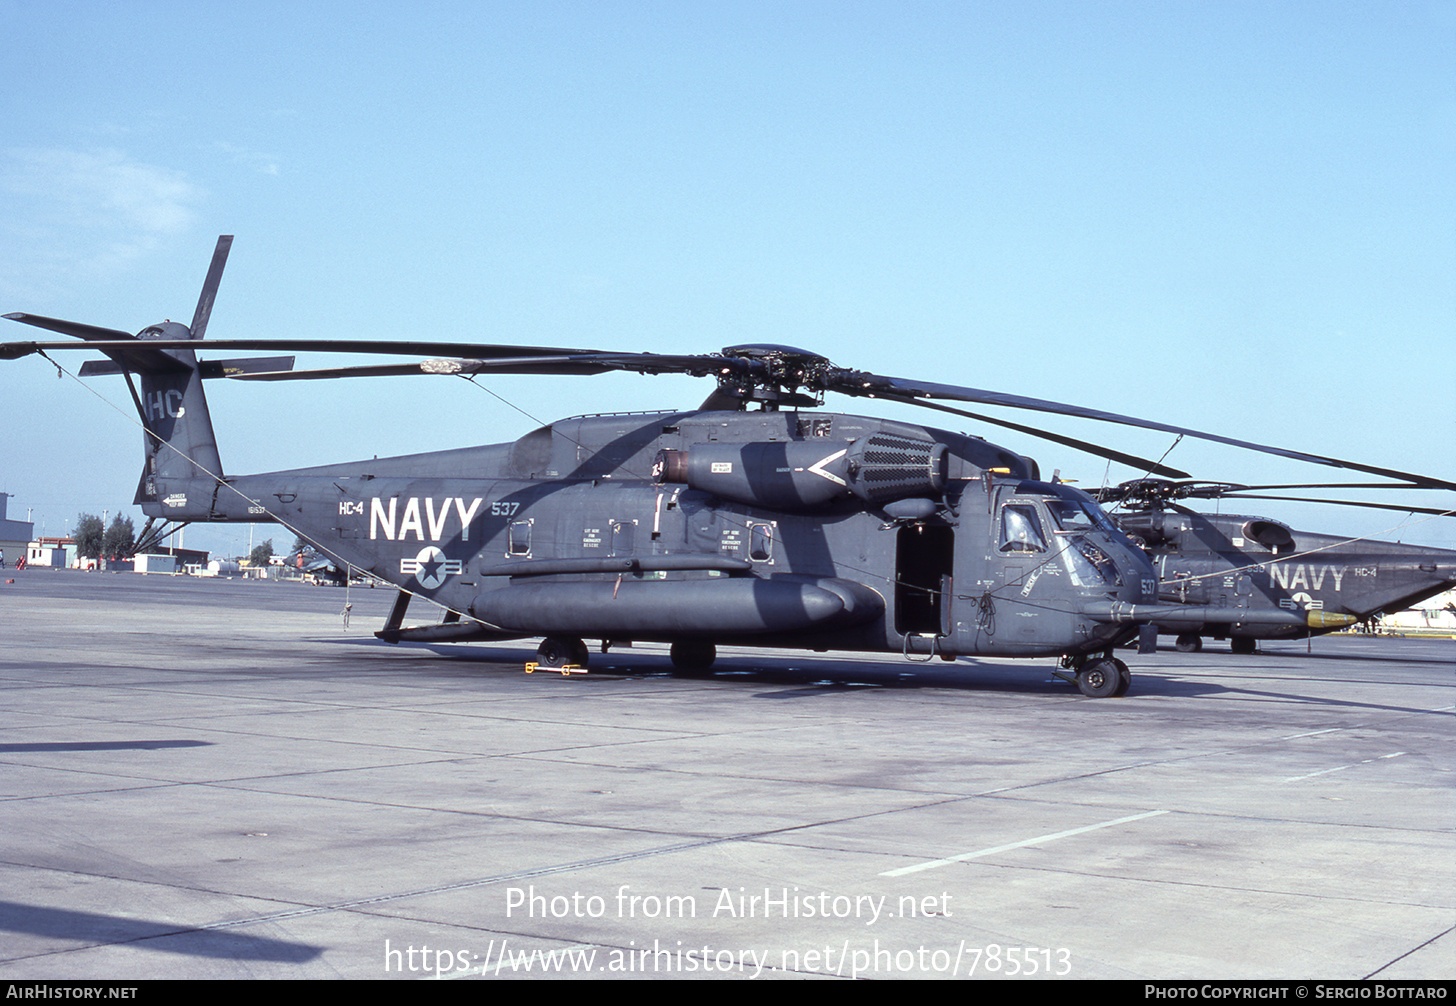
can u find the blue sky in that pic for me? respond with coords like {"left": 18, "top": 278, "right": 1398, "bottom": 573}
{"left": 2, "top": 1, "right": 1452, "bottom": 554}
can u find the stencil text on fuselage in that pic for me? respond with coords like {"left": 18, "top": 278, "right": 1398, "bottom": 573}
{"left": 369, "top": 498, "right": 484, "bottom": 542}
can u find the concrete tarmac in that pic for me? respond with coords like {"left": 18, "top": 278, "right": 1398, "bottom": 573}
{"left": 1, "top": 568, "right": 1451, "bottom": 980}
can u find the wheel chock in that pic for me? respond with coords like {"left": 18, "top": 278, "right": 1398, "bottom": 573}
{"left": 524, "top": 661, "right": 587, "bottom": 676}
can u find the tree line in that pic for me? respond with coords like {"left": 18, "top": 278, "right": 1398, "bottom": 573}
{"left": 71, "top": 514, "right": 134, "bottom": 560}
{"left": 70, "top": 513, "right": 274, "bottom": 565}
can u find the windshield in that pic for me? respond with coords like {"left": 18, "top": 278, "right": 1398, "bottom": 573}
{"left": 1063, "top": 538, "right": 1123, "bottom": 587}
{"left": 1043, "top": 490, "right": 1118, "bottom": 535}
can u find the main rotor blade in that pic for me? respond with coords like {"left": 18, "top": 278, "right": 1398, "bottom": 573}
{"left": 1093, "top": 479, "right": 1453, "bottom": 503}
{"left": 190, "top": 235, "right": 232, "bottom": 340}
{"left": 870, "top": 391, "right": 1191, "bottom": 478}
{"left": 80, "top": 355, "right": 295, "bottom": 379}
{"left": 834, "top": 373, "right": 1456, "bottom": 491}
{"left": 1217, "top": 493, "right": 1456, "bottom": 518}
{"left": 10, "top": 318, "right": 1448, "bottom": 495}
{"left": 0, "top": 337, "right": 613, "bottom": 359}
{"left": 0, "top": 328, "right": 191, "bottom": 372}
{"left": 230, "top": 363, "right": 452, "bottom": 381}
{"left": 0, "top": 329, "right": 741, "bottom": 375}
{"left": 230, "top": 357, "right": 616, "bottom": 381}
{"left": 1216, "top": 482, "right": 1451, "bottom": 493}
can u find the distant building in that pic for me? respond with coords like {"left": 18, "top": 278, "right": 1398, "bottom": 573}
{"left": 27, "top": 536, "right": 72, "bottom": 567}
{"left": 134, "top": 554, "right": 178, "bottom": 574}
{"left": 200, "top": 559, "right": 241, "bottom": 577}
{"left": 1379, "top": 587, "right": 1456, "bottom": 636}
{"left": 0, "top": 494, "right": 36, "bottom": 564}
{"left": 147, "top": 545, "right": 210, "bottom": 568}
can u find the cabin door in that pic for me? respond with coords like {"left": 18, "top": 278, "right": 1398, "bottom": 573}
{"left": 895, "top": 524, "right": 954, "bottom": 637}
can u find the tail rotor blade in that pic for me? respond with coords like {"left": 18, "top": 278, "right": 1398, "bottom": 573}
{"left": 3, "top": 312, "right": 133, "bottom": 342}
{"left": 189, "top": 235, "right": 233, "bottom": 340}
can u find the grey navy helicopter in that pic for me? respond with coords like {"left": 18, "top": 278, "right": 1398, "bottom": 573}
{"left": 1093, "top": 478, "right": 1456, "bottom": 653}
{"left": 6, "top": 237, "right": 1455, "bottom": 698}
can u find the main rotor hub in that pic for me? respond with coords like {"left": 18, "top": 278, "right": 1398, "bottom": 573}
{"left": 1102, "top": 479, "right": 1246, "bottom": 511}
{"left": 716, "top": 344, "right": 836, "bottom": 409}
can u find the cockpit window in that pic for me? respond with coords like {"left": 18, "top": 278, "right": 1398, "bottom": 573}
{"left": 1000, "top": 504, "right": 1047, "bottom": 553}
{"left": 1046, "top": 496, "right": 1116, "bottom": 534}
{"left": 1046, "top": 499, "right": 1094, "bottom": 531}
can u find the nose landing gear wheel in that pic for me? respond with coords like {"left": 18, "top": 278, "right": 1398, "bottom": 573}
{"left": 1112, "top": 657, "right": 1131, "bottom": 697}
{"left": 1076, "top": 658, "right": 1124, "bottom": 699}
{"left": 1175, "top": 633, "right": 1202, "bottom": 653}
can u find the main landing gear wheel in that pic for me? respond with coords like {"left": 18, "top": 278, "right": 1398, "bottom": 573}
{"left": 1175, "top": 633, "right": 1202, "bottom": 653}
{"left": 1230, "top": 637, "right": 1257, "bottom": 655}
{"left": 538, "top": 635, "right": 588, "bottom": 670}
{"left": 669, "top": 640, "right": 717, "bottom": 676}
{"left": 1076, "top": 658, "right": 1124, "bottom": 699}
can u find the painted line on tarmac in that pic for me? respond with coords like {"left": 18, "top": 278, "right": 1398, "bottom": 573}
{"left": 1283, "top": 751, "right": 1405, "bottom": 783}
{"left": 879, "top": 810, "right": 1169, "bottom": 877}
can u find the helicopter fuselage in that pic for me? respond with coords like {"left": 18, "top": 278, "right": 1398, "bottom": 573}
{"left": 1115, "top": 509, "right": 1456, "bottom": 647}
{"left": 160, "top": 409, "right": 1159, "bottom": 662}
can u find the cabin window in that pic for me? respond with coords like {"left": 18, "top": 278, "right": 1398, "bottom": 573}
{"left": 749, "top": 522, "right": 775, "bottom": 562}
{"left": 611, "top": 520, "right": 636, "bottom": 557}
{"left": 999, "top": 504, "right": 1046, "bottom": 553}
{"left": 508, "top": 519, "right": 532, "bottom": 556}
